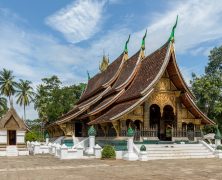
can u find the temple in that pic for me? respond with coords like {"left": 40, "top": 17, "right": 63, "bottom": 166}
{"left": 0, "top": 103, "right": 29, "bottom": 156}
{"left": 47, "top": 17, "right": 215, "bottom": 142}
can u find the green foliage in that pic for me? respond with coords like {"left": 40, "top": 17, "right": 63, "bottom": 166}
{"left": 0, "top": 96, "right": 8, "bottom": 118}
{"left": 0, "top": 68, "right": 17, "bottom": 101}
{"left": 216, "top": 145, "right": 222, "bottom": 150}
{"left": 101, "top": 145, "right": 116, "bottom": 159}
{"left": 16, "top": 79, "right": 35, "bottom": 120}
{"left": 191, "top": 45, "right": 222, "bottom": 128}
{"left": 205, "top": 46, "right": 222, "bottom": 75}
{"left": 25, "top": 119, "right": 44, "bottom": 141}
{"left": 140, "top": 145, "right": 146, "bottom": 151}
{"left": 202, "top": 125, "right": 216, "bottom": 134}
{"left": 25, "top": 131, "right": 38, "bottom": 142}
{"left": 34, "top": 75, "right": 86, "bottom": 123}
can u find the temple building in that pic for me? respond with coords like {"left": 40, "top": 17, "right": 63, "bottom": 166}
{"left": 47, "top": 17, "right": 215, "bottom": 141}
{"left": 0, "top": 103, "right": 29, "bottom": 156}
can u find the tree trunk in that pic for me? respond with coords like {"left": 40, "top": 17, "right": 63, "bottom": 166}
{"left": 24, "top": 105, "right": 26, "bottom": 121}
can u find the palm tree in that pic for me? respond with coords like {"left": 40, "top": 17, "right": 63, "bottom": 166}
{"left": 0, "top": 69, "right": 17, "bottom": 101}
{"left": 16, "top": 79, "right": 35, "bottom": 120}
{"left": 0, "top": 96, "right": 7, "bottom": 118}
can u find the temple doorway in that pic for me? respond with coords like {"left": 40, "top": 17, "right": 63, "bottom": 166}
{"left": 162, "top": 105, "right": 174, "bottom": 141}
{"left": 131, "top": 120, "right": 141, "bottom": 131}
{"left": 8, "top": 130, "right": 16, "bottom": 145}
{"left": 187, "top": 123, "right": 195, "bottom": 141}
{"left": 75, "top": 122, "right": 82, "bottom": 137}
{"left": 150, "top": 104, "right": 161, "bottom": 139}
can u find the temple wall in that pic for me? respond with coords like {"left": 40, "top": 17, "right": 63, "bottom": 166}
{"left": 16, "top": 131, "right": 26, "bottom": 144}
{"left": 0, "top": 130, "right": 7, "bottom": 144}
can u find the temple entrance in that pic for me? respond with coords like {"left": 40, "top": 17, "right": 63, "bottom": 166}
{"left": 162, "top": 105, "right": 174, "bottom": 141}
{"left": 187, "top": 123, "right": 195, "bottom": 141}
{"left": 75, "top": 122, "right": 82, "bottom": 137}
{"left": 150, "top": 104, "right": 161, "bottom": 139}
{"left": 8, "top": 130, "right": 16, "bottom": 145}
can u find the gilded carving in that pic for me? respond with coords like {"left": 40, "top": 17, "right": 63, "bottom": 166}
{"left": 156, "top": 78, "right": 171, "bottom": 91}
{"left": 59, "top": 122, "right": 73, "bottom": 136}
{"left": 187, "top": 111, "right": 195, "bottom": 119}
{"left": 99, "top": 55, "right": 109, "bottom": 72}
{"left": 148, "top": 92, "right": 176, "bottom": 113}
{"left": 132, "top": 106, "right": 143, "bottom": 116}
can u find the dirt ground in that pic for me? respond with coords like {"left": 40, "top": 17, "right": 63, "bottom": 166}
{"left": 0, "top": 155, "right": 221, "bottom": 180}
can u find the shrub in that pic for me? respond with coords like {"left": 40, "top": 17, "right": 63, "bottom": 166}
{"left": 217, "top": 145, "right": 222, "bottom": 150}
{"left": 101, "top": 145, "right": 116, "bottom": 159}
{"left": 25, "top": 131, "right": 43, "bottom": 142}
{"left": 140, "top": 145, "right": 146, "bottom": 151}
{"left": 25, "top": 131, "right": 38, "bottom": 142}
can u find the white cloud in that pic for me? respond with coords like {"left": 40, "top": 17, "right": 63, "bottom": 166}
{"left": 1, "top": 0, "right": 222, "bottom": 120}
{"left": 138, "top": 0, "right": 222, "bottom": 55}
{"left": 45, "top": 0, "right": 107, "bottom": 43}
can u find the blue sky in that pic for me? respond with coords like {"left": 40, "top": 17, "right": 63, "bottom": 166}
{"left": 0, "top": 0, "right": 222, "bottom": 120}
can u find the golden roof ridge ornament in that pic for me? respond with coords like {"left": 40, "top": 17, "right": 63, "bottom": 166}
{"left": 123, "top": 34, "right": 130, "bottom": 61}
{"left": 169, "top": 15, "right": 178, "bottom": 43}
{"left": 99, "top": 51, "right": 109, "bottom": 72}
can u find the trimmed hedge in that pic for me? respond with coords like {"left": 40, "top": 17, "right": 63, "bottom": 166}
{"left": 217, "top": 145, "right": 222, "bottom": 150}
{"left": 101, "top": 145, "right": 116, "bottom": 159}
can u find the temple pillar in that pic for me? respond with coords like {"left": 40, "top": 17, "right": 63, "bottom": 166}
{"left": 176, "top": 97, "right": 182, "bottom": 128}
{"left": 100, "top": 123, "right": 108, "bottom": 136}
{"left": 143, "top": 102, "right": 150, "bottom": 129}
{"left": 112, "top": 121, "right": 120, "bottom": 137}
{"left": 159, "top": 108, "right": 164, "bottom": 136}
{"left": 73, "top": 122, "right": 76, "bottom": 137}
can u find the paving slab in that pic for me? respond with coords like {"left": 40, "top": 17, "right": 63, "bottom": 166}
{"left": 0, "top": 155, "right": 221, "bottom": 180}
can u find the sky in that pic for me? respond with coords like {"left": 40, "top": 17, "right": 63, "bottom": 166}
{"left": 0, "top": 0, "right": 222, "bottom": 120}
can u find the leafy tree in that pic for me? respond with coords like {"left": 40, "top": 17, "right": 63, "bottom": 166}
{"left": 205, "top": 46, "right": 222, "bottom": 75}
{"left": 34, "top": 75, "right": 85, "bottom": 124}
{"left": 25, "top": 119, "right": 43, "bottom": 141}
{"left": 191, "top": 45, "right": 222, "bottom": 129}
{"left": 16, "top": 79, "right": 35, "bottom": 121}
{"left": 0, "top": 69, "right": 17, "bottom": 101}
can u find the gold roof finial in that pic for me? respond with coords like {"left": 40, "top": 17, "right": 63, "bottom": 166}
{"left": 99, "top": 50, "right": 109, "bottom": 72}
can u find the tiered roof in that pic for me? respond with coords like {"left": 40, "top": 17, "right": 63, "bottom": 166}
{"left": 54, "top": 17, "right": 215, "bottom": 126}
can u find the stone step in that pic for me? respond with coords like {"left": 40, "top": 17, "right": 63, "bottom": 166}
{"left": 145, "top": 147, "right": 208, "bottom": 150}
{"left": 147, "top": 150, "right": 211, "bottom": 154}
{"left": 136, "top": 143, "right": 215, "bottom": 160}
{"left": 147, "top": 155, "right": 215, "bottom": 160}
{"left": 145, "top": 144, "right": 204, "bottom": 148}
{"left": 6, "top": 146, "right": 18, "bottom": 156}
{"left": 148, "top": 152, "right": 213, "bottom": 156}
{"left": 146, "top": 145, "right": 203, "bottom": 147}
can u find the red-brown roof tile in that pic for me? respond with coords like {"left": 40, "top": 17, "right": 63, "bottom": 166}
{"left": 88, "top": 98, "right": 139, "bottom": 125}
{"left": 117, "top": 42, "right": 169, "bottom": 102}
{"left": 78, "top": 53, "right": 124, "bottom": 103}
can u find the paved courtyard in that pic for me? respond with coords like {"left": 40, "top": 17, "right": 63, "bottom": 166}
{"left": 0, "top": 155, "right": 222, "bottom": 180}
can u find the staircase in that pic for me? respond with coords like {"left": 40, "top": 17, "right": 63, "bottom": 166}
{"left": 6, "top": 146, "right": 18, "bottom": 156}
{"left": 140, "top": 143, "right": 215, "bottom": 160}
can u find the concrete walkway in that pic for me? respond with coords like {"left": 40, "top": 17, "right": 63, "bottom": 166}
{"left": 0, "top": 155, "right": 221, "bottom": 180}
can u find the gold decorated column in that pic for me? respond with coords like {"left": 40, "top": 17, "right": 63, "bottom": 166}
{"left": 143, "top": 101, "right": 150, "bottom": 129}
